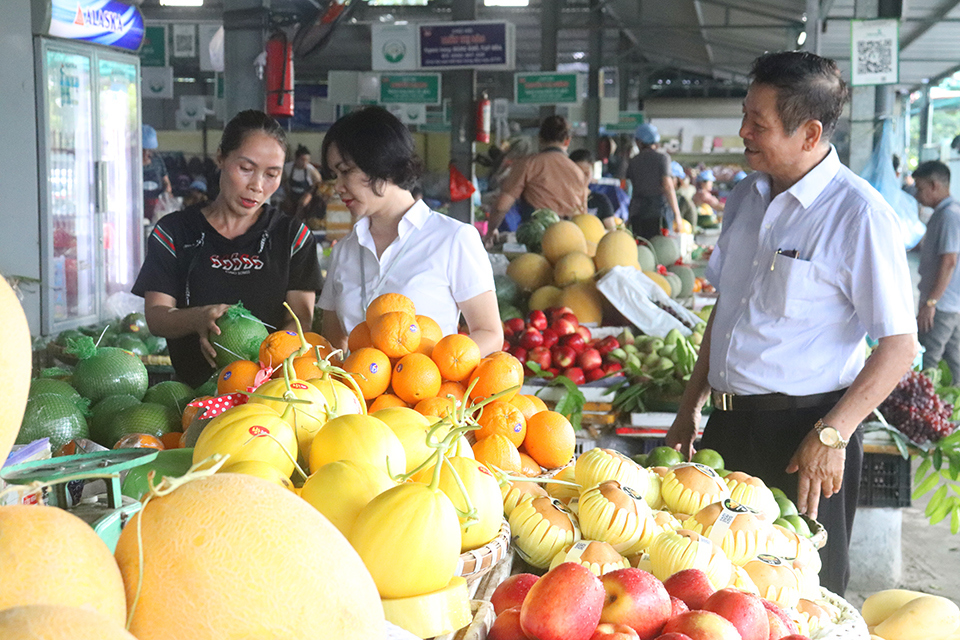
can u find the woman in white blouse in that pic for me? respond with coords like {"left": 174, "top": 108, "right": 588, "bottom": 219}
{"left": 318, "top": 107, "right": 503, "bottom": 356}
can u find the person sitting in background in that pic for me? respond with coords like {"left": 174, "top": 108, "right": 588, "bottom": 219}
{"left": 282, "top": 145, "right": 322, "bottom": 215}
{"left": 182, "top": 179, "right": 208, "bottom": 208}
{"left": 569, "top": 149, "right": 617, "bottom": 228}
{"left": 692, "top": 169, "right": 724, "bottom": 212}
{"left": 673, "top": 161, "right": 697, "bottom": 231}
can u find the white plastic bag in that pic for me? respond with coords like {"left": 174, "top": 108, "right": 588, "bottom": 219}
{"left": 596, "top": 266, "right": 701, "bottom": 338}
{"left": 154, "top": 192, "right": 181, "bottom": 220}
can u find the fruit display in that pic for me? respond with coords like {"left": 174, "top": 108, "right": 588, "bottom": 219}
{"left": 608, "top": 326, "right": 705, "bottom": 413}
{"left": 861, "top": 589, "right": 960, "bottom": 640}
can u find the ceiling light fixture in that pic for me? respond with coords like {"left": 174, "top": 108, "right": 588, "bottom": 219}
{"left": 160, "top": 0, "right": 204, "bottom": 6}
{"left": 484, "top": 0, "right": 529, "bottom": 6}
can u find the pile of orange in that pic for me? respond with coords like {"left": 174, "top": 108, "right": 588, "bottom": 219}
{"left": 470, "top": 403, "right": 575, "bottom": 476}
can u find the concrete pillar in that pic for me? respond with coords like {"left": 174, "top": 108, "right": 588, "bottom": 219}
{"left": 446, "top": 0, "right": 476, "bottom": 223}
{"left": 585, "top": 0, "right": 602, "bottom": 154}
{"left": 618, "top": 35, "right": 632, "bottom": 112}
{"left": 848, "top": 508, "right": 903, "bottom": 592}
{"left": 222, "top": 0, "right": 269, "bottom": 120}
{"left": 804, "top": 0, "right": 821, "bottom": 55}
{"left": 848, "top": 0, "right": 879, "bottom": 173}
{"left": 539, "top": 0, "right": 560, "bottom": 121}
{"left": 918, "top": 84, "right": 934, "bottom": 158}
{"left": 874, "top": 84, "right": 895, "bottom": 150}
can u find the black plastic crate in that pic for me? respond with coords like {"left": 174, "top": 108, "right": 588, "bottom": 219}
{"left": 858, "top": 452, "right": 911, "bottom": 508}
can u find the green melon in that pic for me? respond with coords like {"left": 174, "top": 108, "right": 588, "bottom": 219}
{"left": 143, "top": 380, "right": 195, "bottom": 415}
{"left": 104, "top": 402, "right": 180, "bottom": 448}
{"left": 667, "top": 265, "right": 695, "bottom": 298}
{"left": 664, "top": 273, "right": 683, "bottom": 299}
{"left": 495, "top": 274, "right": 523, "bottom": 309}
{"left": 115, "top": 334, "right": 149, "bottom": 357}
{"left": 16, "top": 393, "right": 89, "bottom": 451}
{"left": 29, "top": 378, "right": 80, "bottom": 402}
{"left": 531, "top": 209, "right": 561, "bottom": 227}
{"left": 209, "top": 303, "right": 268, "bottom": 368}
{"left": 649, "top": 235, "right": 681, "bottom": 266}
{"left": 499, "top": 304, "right": 523, "bottom": 322}
{"left": 515, "top": 220, "right": 547, "bottom": 252}
{"left": 88, "top": 395, "right": 142, "bottom": 447}
{"left": 68, "top": 337, "right": 149, "bottom": 403}
{"left": 637, "top": 243, "right": 657, "bottom": 272}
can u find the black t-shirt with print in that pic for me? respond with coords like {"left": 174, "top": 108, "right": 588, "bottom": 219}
{"left": 132, "top": 205, "right": 322, "bottom": 387}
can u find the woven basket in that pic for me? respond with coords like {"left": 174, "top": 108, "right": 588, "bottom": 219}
{"left": 456, "top": 520, "right": 510, "bottom": 582}
{"left": 812, "top": 587, "right": 870, "bottom": 640}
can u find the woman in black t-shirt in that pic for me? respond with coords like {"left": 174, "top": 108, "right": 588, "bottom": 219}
{"left": 132, "top": 111, "right": 322, "bottom": 387}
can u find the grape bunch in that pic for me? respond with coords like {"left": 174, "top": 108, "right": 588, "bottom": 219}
{"left": 878, "top": 371, "right": 956, "bottom": 444}
{"left": 654, "top": 301, "right": 696, "bottom": 330}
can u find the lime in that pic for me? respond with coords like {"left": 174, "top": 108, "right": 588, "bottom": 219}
{"left": 632, "top": 453, "right": 648, "bottom": 466}
{"left": 775, "top": 495, "right": 799, "bottom": 518}
{"left": 770, "top": 486, "right": 788, "bottom": 501}
{"left": 88, "top": 395, "right": 142, "bottom": 447}
{"left": 143, "top": 380, "right": 195, "bottom": 415}
{"left": 16, "top": 393, "right": 89, "bottom": 451}
{"left": 209, "top": 303, "right": 268, "bottom": 368}
{"left": 773, "top": 517, "right": 796, "bottom": 533}
{"left": 784, "top": 514, "right": 811, "bottom": 537}
{"left": 646, "top": 446, "right": 685, "bottom": 468}
{"left": 691, "top": 448, "right": 725, "bottom": 470}
{"left": 104, "top": 402, "right": 180, "bottom": 448}
{"left": 715, "top": 468, "right": 732, "bottom": 478}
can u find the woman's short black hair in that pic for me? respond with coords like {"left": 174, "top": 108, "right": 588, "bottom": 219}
{"left": 321, "top": 106, "right": 422, "bottom": 194}
{"left": 219, "top": 110, "right": 287, "bottom": 158}
{"left": 295, "top": 144, "right": 310, "bottom": 158}
{"left": 539, "top": 115, "right": 571, "bottom": 144}
{"left": 569, "top": 149, "right": 593, "bottom": 164}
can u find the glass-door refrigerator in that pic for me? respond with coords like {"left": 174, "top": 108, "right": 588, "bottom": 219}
{"left": 33, "top": 0, "right": 144, "bottom": 334}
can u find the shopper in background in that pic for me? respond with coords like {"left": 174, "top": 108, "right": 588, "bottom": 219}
{"left": 182, "top": 179, "right": 208, "bottom": 208}
{"left": 673, "top": 162, "right": 697, "bottom": 231}
{"left": 142, "top": 124, "right": 172, "bottom": 222}
{"left": 569, "top": 149, "right": 617, "bottom": 228}
{"left": 133, "top": 110, "right": 322, "bottom": 387}
{"left": 625, "top": 123, "right": 682, "bottom": 238}
{"left": 282, "top": 144, "right": 322, "bottom": 215}
{"left": 319, "top": 106, "right": 502, "bottom": 356}
{"left": 667, "top": 50, "right": 917, "bottom": 596}
{"left": 692, "top": 169, "right": 725, "bottom": 213}
{"left": 914, "top": 161, "right": 960, "bottom": 383}
{"left": 484, "top": 115, "right": 588, "bottom": 246}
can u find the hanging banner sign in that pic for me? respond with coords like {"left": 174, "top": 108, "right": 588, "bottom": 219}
{"left": 40, "top": 0, "right": 145, "bottom": 52}
{"left": 419, "top": 22, "right": 515, "bottom": 70}
{"left": 380, "top": 74, "right": 441, "bottom": 104}
{"left": 372, "top": 23, "right": 418, "bottom": 71}
{"left": 604, "top": 111, "right": 645, "bottom": 132}
{"left": 139, "top": 25, "right": 166, "bottom": 67}
{"left": 850, "top": 19, "right": 899, "bottom": 86}
{"left": 515, "top": 73, "right": 580, "bottom": 104}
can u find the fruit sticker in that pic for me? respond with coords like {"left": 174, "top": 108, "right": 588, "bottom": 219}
{"left": 290, "top": 382, "right": 308, "bottom": 390}
{"left": 248, "top": 425, "right": 271, "bottom": 437}
{"left": 756, "top": 553, "right": 785, "bottom": 566}
{"left": 368, "top": 363, "right": 379, "bottom": 374}
{"left": 622, "top": 485, "right": 645, "bottom": 503}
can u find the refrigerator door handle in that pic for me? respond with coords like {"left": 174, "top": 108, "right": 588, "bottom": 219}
{"left": 95, "top": 159, "right": 108, "bottom": 214}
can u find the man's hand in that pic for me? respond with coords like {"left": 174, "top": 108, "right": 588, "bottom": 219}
{"left": 666, "top": 410, "right": 701, "bottom": 461}
{"left": 785, "top": 430, "right": 846, "bottom": 520}
{"left": 918, "top": 305, "right": 936, "bottom": 333}
{"left": 194, "top": 304, "right": 230, "bottom": 368}
{"left": 483, "top": 229, "right": 499, "bottom": 249}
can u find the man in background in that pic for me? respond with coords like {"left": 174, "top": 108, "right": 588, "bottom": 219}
{"left": 626, "top": 123, "right": 682, "bottom": 238}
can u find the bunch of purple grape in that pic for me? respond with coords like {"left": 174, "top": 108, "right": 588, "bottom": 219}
{"left": 878, "top": 371, "right": 956, "bottom": 444}
{"left": 654, "top": 301, "right": 696, "bottom": 330}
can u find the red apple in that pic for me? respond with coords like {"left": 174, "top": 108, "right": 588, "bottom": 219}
{"left": 671, "top": 596, "right": 690, "bottom": 617}
{"left": 527, "top": 310, "right": 548, "bottom": 331}
{"left": 547, "top": 306, "right": 575, "bottom": 323}
{"left": 602, "top": 361, "right": 624, "bottom": 376}
{"left": 586, "top": 368, "right": 607, "bottom": 382}
{"left": 576, "top": 325, "right": 592, "bottom": 342}
{"left": 541, "top": 328, "right": 559, "bottom": 349}
{"left": 552, "top": 317, "right": 578, "bottom": 337}
{"left": 519, "top": 327, "right": 544, "bottom": 350}
{"left": 597, "top": 336, "right": 620, "bottom": 356}
{"left": 528, "top": 346, "right": 552, "bottom": 371}
{"left": 489, "top": 607, "right": 529, "bottom": 640}
{"left": 520, "top": 563, "right": 605, "bottom": 640}
{"left": 546, "top": 366, "right": 561, "bottom": 378}
{"left": 592, "top": 623, "right": 641, "bottom": 640}
{"left": 551, "top": 345, "right": 576, "bottom": 368}
{"left": 502, "top": 340, "right": 512, "bottom": 352}
{"left": 704, "top": 588, "right": 769, "bottom": 640}
{"left": 655, "top": 635, "right": 695, "bottom": 640}
{"left": 599, "top": 568, "right": 672, "bottom": 640}
{"left": 761, "top": 599, "right": 799, "bottom": 639}
{"left": 505, "top": 318, "right": 526, "bottom": 335}
{"left": 563, "top": 367, "right": 586, "bottom": 384}
{"left": 663, "top": 569, "right": 716, "bottom": 611}
{"left": 561, "top": 333, "right": 587, "bottom": 353}
{"left": 492, "top": 574, "right": 540, "bottom": 615}
{"left": 579, "top": 348, "right": 603, "bottom": 372}
{"left": 660, "top": 611, "right": 742, "bottom": 640}
{"left": 561, "top": 312, "right": 580, "bottom": 327}
{"left": 511, "top": 346, "right": 528, "bottom": 362}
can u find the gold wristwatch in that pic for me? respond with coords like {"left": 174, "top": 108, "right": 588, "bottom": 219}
{"left": 814, "top": 419, "right": 848, "bottom": 449}
{"left": 926, "top": 298, "right": 938, "bottom": 308}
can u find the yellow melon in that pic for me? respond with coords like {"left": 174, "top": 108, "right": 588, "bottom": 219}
{"left": 585, "top": 240, "right": 598, "bottom": 258}
{"left": 594, "top": 230, "right": 641, "bottom": 271}
{"left": 572, "top": 214, "right": 607, "bottom": 245}
{"left": 643, "top": 271, "right": 673, "bottom": 296}
{"left": 114, "top": 473, "right": 384, "bottom": 640}
{"left": 0, "top": 277, "right": 32, "bottom": 465}
{"left": 507, "top": 253, "right": 554, "bottom": 291}
{"left": 553, "top": 251, "right": 596, "bottom": 287}
{"left": 560, "top": 282, "right": 605, "bottom": 324}
{"left": 0, "top": 605, "right": 137, "bottom": 640}
{"left": 541, "top": 221, "right": 588, "bottom": 264}
{"left": 0, "top": 505, "right": 126, "bottom": 624}
{"left": 528, "top": 285, "right": 564, "bottom": 311}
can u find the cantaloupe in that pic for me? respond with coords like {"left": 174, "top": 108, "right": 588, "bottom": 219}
{"left": 594, "top": 230, "right": 640, "bottom": 271}
{"left": 560, "top": 282, "right": 605, "bottom": 324}
{"left": 643, "top": 271, "right": 673, "bottom": 297}
{"left": 553, "top": 251, "right": 596, "bottom": 287}
{"left": 1, "top": 277, "right": 31, "bottom": 465}
{"left": 0, "top": 505, "right": 127, "bottom": 624}
{"left": 507, "top": 253, "right": 554, "bottom": 291}
{"left": 0, "top": 605, "right": 138, "bottom": 640}
{"left": 114, "top": 473, "right": 385, "bottom": 640}
{"left": 528, "top": 285, "right": 564, "bottom": 311}
{"left": 541, "top": 221, "right": 588, "bottom": 264}
{"left": 572, "top": 214, "right": 606, "bottom": 245}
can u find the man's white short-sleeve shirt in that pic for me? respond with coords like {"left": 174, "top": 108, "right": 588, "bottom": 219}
{"left": 706, "top": 147, "right": 917, "bottom": 396}
{"left": 319, "top": 200, "right": 495, "bottom": 336}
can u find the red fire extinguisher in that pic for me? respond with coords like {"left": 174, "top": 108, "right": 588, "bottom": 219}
{"left": 265, "top": 33, "right": 294, "bottom": 118}
{"left": 476, "top": 91, "right": 491, "bottom": 144}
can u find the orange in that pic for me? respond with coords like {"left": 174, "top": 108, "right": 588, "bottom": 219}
{"left": 217, "top": 360, "right": 260, "bottom": 395}
{"left": 181, "top": 396, "right": 210, "bottom": 430}
{"left": 431, "top": 334, "right": 481, "bottom": 383}
{"left": 366, "top": 293, "right": 416, "bottom": 325}
{"left": 414, "top": 396, "right": 457, "bottom": 420}
{"left": 160, "top": 431, "right": 183, "bottom": 450}
{"left": 416, "top": 315, "right": 443, "bottom": 353}
{"left": 304, "top": 331, "right": 335, "bottom": 354}
{"left": 526, "top": 394, "right": 549, "bottom": 413}
{"left": 472, "top": 434, "right": 521, "bottom": 475}
{"left": 509, "top": 394, "right": 538, "bottom": 422}
{"left": 475, "top": 400, "right": 527, "bottom": 447}
{"left": 368, "top": 393, "right": 408, "bottom": 412}
{"left": 391, "top": 353, "right": 441, "bottom": 405}
{"left": 259, "top": 330, "right": 303, "bottom": 369}
{"left": 467, "top": 353, "right": 523, "bottom": 403}
{"left": 285, "top": 353, "right": 325, "bottom": 380}
{"left": 488, "top": 350, "right": 524, "bottom": 380}
{"left": 438, "top": 381, "right": 466, "bottom": 402}
{"left": 342, "top": 348, "right": 392, "bottom": 400}
{"left": 370, "top": 312, "right": 421, "bottom": 359}
{"left": 114, "top": 433, "right": 165, "bottom": 451}
{"left": 523, "top": 411, "right": 575, "bottom": 470}
{"left": 348, "top": 322, "right": 372, "bottom": 351}
{"left": 518, "top": 452, "right": 542, "bottom": 477}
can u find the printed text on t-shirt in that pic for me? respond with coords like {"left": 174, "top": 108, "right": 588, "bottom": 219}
{"left": 209, "top": 253, "right": 264, "bottom": 273}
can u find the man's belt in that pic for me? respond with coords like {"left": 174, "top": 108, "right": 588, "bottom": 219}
{"left": 710, "top": 388, "right": 847, "bottom": 412}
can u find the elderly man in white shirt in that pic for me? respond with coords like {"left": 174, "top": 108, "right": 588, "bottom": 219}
{"left": 667, "top": 51, "right": 918, "bottom": 596}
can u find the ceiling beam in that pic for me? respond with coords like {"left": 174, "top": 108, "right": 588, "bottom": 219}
{"left": 694, "top": 0, "right": 800, "bottom": 23}
{"left": 901, "top": 0, "right": 960, "bottom": 51}
{"left": 693, "top": 0, "right": 716, "bottom": 73}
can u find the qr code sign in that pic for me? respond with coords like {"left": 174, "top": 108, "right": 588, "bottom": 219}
{"left": 857, "top": 39, "right": 893, "bottom": 75}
